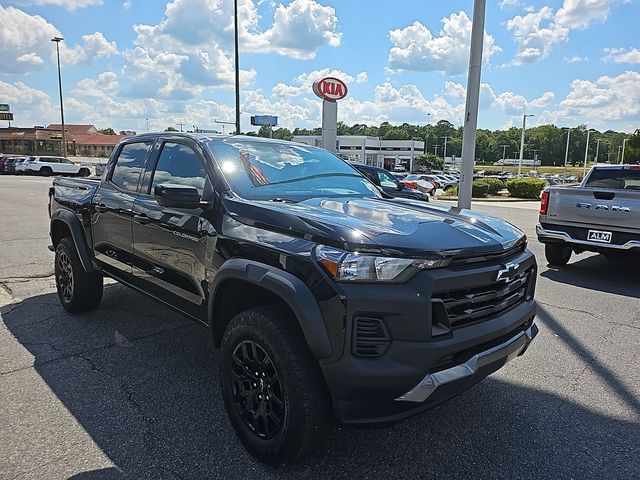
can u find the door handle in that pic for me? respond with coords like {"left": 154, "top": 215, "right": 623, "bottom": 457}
{"left": 134, "top": 213, "right": 150, "bottom": 225}
{"left": 95, "top": 204, "right": 108, "bottom": 213}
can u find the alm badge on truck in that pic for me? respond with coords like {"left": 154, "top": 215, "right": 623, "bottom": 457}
{"left": 587, "top": 229, "right": 612, "bottom": 244}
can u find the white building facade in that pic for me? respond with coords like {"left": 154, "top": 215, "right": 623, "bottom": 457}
{"left": 292, "top": 135, "right": 425, "bottom": 171}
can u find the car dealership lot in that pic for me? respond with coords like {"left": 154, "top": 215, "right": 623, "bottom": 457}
{"left": 1, "top": 175, "right": 638, "bottom": 479}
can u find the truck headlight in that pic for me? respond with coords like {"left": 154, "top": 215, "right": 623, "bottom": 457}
{"left": 315, "top": 245, "right": 449, "bottom": 283}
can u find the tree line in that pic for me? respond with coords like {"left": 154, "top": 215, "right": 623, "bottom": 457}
{"left": 243, "top": 121, "right": 640, "bottom": 166}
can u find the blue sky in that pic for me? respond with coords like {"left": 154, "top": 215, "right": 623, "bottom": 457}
{"left": 1, "top": 0, "right": 638, "bottom": 133}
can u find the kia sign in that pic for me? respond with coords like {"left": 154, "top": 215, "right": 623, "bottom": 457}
{"left": 313, "top": 77, "right": 348, "bottom": 102}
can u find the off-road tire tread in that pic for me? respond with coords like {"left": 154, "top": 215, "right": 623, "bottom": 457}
{"left": 221, "top": 306, "right": 332, "bottom": 466}
{"left": 55, "top": 237, "right": 103, "bottom": 313}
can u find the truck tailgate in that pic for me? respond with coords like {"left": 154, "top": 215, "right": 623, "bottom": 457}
{"left": 546, "top": 187, "right": 640, "bottom": 230}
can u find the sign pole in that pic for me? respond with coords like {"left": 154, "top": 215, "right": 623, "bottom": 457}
{"left": 458, "top": 0, "right": 485, "bottom": 210}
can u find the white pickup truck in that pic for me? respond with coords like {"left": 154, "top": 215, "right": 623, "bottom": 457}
{"left": 537, "top": 165, "right": 640, "bottom": 265}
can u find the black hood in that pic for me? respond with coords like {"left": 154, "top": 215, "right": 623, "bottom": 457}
{"left": 224, "top": 195, "right": 525, "bottom": 258}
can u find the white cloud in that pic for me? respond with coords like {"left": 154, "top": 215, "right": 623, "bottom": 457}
{"left": 60, "top": 32, "right": 118, "bottom": 65}
{"left": 387, "top": 11, "right": 501, "bottom": 75}
{"left": 0, "top": 6, "right": 117, "bottom": 73}
{"left": 564, "top": 55, "right": 589, "bottom": 63}
{"left": 27, "top": 0, "right": 103, "bottom": 11}
{"left": 73, "top": 71, "right": 119, "bottom": 98}
{"left": 499, "top": 0, "right": 523, "bottom": 8}
{"left": 555, "top": 0, "right": 627, "bottom": 30}
{"left": 505, "top": 7, "right": 569, "bottom": 64}
{"left": 602, "top": 48, "right": 640, "bottom": 64}
{"left": 123, "top": 0, "right": 132, "bottom": 9}
{"left": 0, "top": 81, "right": 57, "bottom": 127}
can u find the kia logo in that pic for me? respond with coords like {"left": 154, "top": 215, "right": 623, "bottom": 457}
{"left": 312, "top": 77, "right": 348, "bottom": 102}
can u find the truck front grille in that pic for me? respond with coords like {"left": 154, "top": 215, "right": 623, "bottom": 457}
{"left": 432, "top": 268, "right": 532, "bottom": 330}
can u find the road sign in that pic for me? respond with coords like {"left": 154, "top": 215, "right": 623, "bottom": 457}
{"left": 0, "top": 113, "right": 14, "bottom": 121}
{"left": 0, "top": 104, "right": 9, "bottom": 112}
{"left": 250, "top": 115, "right": 278, "bottom": 127}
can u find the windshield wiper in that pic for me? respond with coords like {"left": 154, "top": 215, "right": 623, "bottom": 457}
{"left": 265, "top": 172, "right": 362, "bottom": 187}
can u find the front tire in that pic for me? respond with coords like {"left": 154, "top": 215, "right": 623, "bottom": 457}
{"left": 545, "top": 243, "right": 572, "bottom": 266}
{"left": 220, "top": 307, "right": 331, "bottom": 466}
{"left": 55, "top": 237, "right": 103, "bottom": 313}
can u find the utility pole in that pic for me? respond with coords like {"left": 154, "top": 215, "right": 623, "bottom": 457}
{"left": 594, "top": 139, "right": 600, "bottom": 164}
{"left": 51, "top": 37, "right": 66, "bottom": 157}
{"left": 518, "top": 114, "right": 534, "bottom": 176}
{"left": 500, "top": 144, "right": 509, "bottom": 175}
{"left": 440, "top": 136, "right": 449, "bottom": 163}
{"left": 458, "top": 0, "right": 485, "bottom": 210}
{"left": 583, "top": 129, "right": 594, "bottom": 177}
{"left": 233, "top": 0, "right": 241, "bottom": 134}
{"left": 563, "top": 128, "right": 571, "bottom": 180}
{"left": 621, "top": 138, "right": 629, "bottom": 164}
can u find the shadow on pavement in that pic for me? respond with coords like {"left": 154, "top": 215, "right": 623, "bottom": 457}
{"left": 540, "top": 253, "right": 640, "bottom": 298}
{"left": 2, "top": 286, "right": 639, "bottom": 480}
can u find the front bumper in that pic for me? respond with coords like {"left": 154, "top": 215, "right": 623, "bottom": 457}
{"left": 537, "top": 223, "right": 640, "bottom": 251}
{"left": 396, "top": 323, "right": 537, "bottom": 402}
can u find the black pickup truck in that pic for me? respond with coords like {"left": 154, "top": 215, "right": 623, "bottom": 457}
{"left": 48, "top": 133, "right": 538, "bottom": 465}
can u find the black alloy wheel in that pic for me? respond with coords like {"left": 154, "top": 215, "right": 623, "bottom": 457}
{"left": 56, "top": 250, "right": 74, "bottom": 303}
{"left": 230, "top": 340, "right": 285, "bottom": 440}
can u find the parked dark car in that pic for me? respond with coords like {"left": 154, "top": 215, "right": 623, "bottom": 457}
{"left": 3, "top": 157, "right": 23, "bottom": 174}
{"left": 352, "top": 163, "right": 430, "bottom": 201}
{"left": 49, "top": 134, "right": 538, "bottom": 465}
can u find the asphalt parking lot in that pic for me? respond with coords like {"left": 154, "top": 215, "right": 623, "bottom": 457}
{"left": 1, "top": 175, "right": 639, "bottom": 480}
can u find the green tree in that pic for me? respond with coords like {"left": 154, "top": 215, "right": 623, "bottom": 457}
{"left": 164, "top": 126, "right": 178, "bottom": 132}
{"left": 99, "top": 127, "right": 116, "bottom": 135}
{"left": 415, "top": 153, "right": 444, "bottom": 170}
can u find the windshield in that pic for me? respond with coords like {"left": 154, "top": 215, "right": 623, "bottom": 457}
{"left": 584, "top": 168, "right": 640, "bottom": 190}
{"left": 208, "top": 139, "right": 381, "bottom": 201}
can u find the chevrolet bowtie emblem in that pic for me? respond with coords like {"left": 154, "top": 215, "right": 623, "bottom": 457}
{"left": 497, "top": 262, "right": 520, "bottom": 283}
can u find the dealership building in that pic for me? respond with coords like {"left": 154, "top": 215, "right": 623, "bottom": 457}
{"left": 292, "top": 135, "right": 425, "bottom": 171}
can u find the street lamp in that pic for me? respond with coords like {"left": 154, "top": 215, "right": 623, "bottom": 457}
{"left": 518, "top": 114, "right": 534, "bottom": 176}
{"left": 499, "top": 144, "right": 509, "bottom": 175}
{"left": 51, "top": 36, "right": 66, "bottom": 157}
{"left": 594, "top": 139, "right": 601, "bottom": 164}
{"left": 583, "top": 128, "right": 594, "bottom": 177}
{"left": 563, "top": 127, "right": 572, "bottom": 180}
{"left": 621, "top": 138, "right": 629, "bottom": 164}
{"left": 233, "top": 0, "right": 241, "bottom": 134}
{"left": 440, "top": 136, "right": 449, "bottom": 163}
{"left": 425, "top": 113, "right": 431, "bottom": 154}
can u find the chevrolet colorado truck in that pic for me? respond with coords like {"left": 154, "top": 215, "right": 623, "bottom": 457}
{"left": 48, "top": 133, "right": 538, "bottom": 465}
{"left": 537, "top": 164, "right": 640, "bottom": 265}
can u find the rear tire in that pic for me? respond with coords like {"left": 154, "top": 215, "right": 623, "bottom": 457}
{"left": 55, "top": 237, "right": 103, "bottom": 313}
{"left": 40, "top": 167, "right": 53, "bottom": 177}
{"left": 220, "top": 306, "right": 332, "bottom": 466}
{"left": 545, "top": 243, "right": 572, "bottom": 266}
{"left": 78, "top": 168, "right": 90, "bottom": 177}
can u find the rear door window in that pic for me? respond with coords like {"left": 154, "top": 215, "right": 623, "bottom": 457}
{"left": 111, "top": 142, "right": 152, "bottom": 192}
{"left": 584, "top": 168, "right": 640, "bottom": 190}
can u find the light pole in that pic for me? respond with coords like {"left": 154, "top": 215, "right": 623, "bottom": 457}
{"left": 621, "top": 138, "right": 629, "bottom": 164}
{"left": 518, "top": 114, "right": 534, "bottom": 176}
{"left": 583, "top": 129, "right": 594, "bottom": 177}
{"left": 617, "top": 145, "right": 622, "bottom": 163}
{"left": 215, "top": 119, "right": 235, "bottom": 135}
{"left": 145, "top": 118, "right": 149, "bottom": 133}
{"left": 563, "top": 128, "right": 571, "bottom": 180}
{"left": 51, "top": 37, "right": 66, "bottom": 157}
{"left": 440, "top": 136, "right": 449, "bottom": 163}
{"left": 233, "top": 0, "right": 241, "bottom": 134}
{"left": 499, "top": 144, "right": 509, "bottom": 175}
{"left": 433, "top": 145, "right": 441, "bottom": 156}
{"left": 425, "top": 112, "right": 431, "bottom": 154}
{"left": 606, "top": 152, "right": 613, "bottom": 163}
{"left": 177, "top": 123, "right": 184, "bottom": 132}
{"left": 594, "top": 139, "right": 601, "bottom": 164}
{"left": 458, "top": 0, "right": 486, "bottom": 210}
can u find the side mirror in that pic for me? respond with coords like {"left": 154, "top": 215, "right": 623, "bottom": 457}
{"left": 396, "top": 182, "right": 404, "bottom": 191}
{"left": 154, "top": 183, "right": 202, "bottom": 209}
